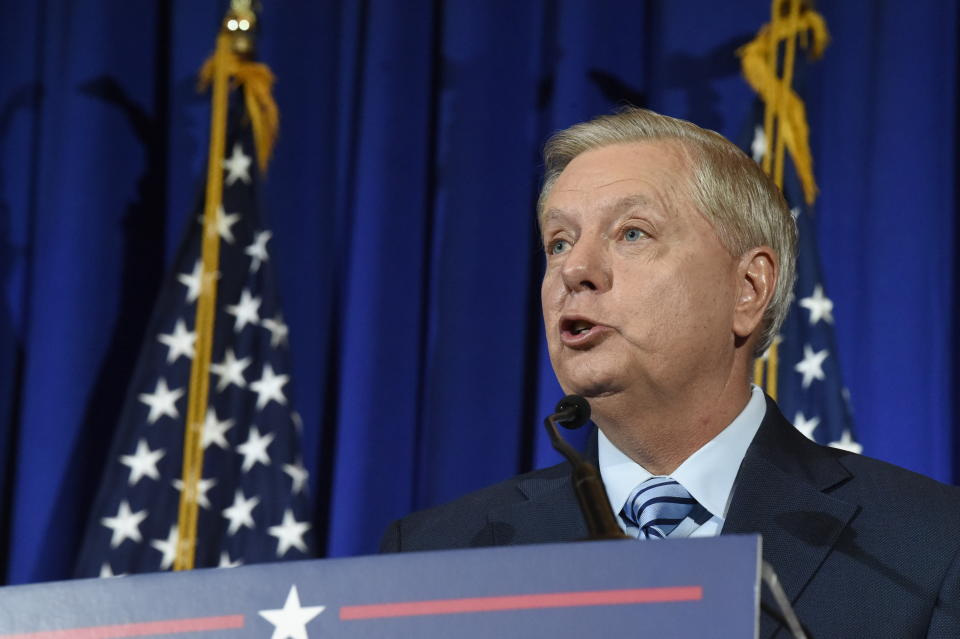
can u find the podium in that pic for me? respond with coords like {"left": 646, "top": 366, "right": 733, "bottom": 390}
{"left": 0, "top": 535, "right": 760, "bottom": 638}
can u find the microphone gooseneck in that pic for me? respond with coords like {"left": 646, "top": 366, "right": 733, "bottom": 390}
{"left": 543, "top": 395, "right": 628, "bottom": 541}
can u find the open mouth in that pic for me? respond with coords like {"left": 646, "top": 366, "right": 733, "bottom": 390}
{"left": 559, "top": 317, "right": 609, "bottom": 347}
{"left": 561, "top": 318, "right": 596, "bottom": 337}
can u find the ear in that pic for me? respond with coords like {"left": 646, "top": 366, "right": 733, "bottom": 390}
{"left": 732, "top": 246, "right": 777, "bottom": 340}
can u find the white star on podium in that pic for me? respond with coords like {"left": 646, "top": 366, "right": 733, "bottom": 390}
{"left": 258, "top": 585, "right": 324, "bottom": 639}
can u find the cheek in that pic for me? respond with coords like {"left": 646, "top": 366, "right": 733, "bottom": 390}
{"left": 613, "top": 266, "right": 730, "bottom": 346}
{"left": 540, "top": 273, "right": 564, "bottom": 313}
{"left": 617, "top": 286, "right": 684, "bottom": 347}
{"left": 674, "top": 264, "right": 738, "bottom": 336}
{"left": 540, "top": 277, "right": 560, "bottom": 346}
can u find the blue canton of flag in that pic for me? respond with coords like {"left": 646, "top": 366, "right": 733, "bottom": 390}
{"left": 744, "top": 110, "right": 861, "bottom": 453}
{"left": 75, "top": 104, "right": 314, "bottom": 578}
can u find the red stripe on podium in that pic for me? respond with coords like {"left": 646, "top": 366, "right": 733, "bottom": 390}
{"left": 340, "top": 586, "right": 703, "bottom": 620}
{"left": 0, "top": 615, "right": 244, "bottom": 639}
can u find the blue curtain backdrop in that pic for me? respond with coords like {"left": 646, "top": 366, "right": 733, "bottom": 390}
{"left": 0, "top": 0, "right": 956, "bottom": 584}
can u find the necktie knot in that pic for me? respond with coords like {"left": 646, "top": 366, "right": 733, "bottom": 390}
{"left": 621, "top": 476, "right": 697, "bottom": 540}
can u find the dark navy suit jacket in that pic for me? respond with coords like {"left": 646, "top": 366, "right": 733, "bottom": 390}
{"left": 381, "top": 397, "right": 960, "bottom": 638}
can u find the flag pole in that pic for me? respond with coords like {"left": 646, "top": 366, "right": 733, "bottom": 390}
{"left": 174, "top": 0, "right": 263, "bottom": 572}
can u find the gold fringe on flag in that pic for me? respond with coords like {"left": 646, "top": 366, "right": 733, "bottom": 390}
{"left": 740, "top": 0, "right": 828, "bottom": 397}
{"left": 174, "top": 2, "right": 276, "bottom": 572}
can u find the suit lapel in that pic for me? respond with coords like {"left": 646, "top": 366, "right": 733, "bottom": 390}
{"left": 723, "top": 396, "right": 858, "bottom": 638}
{"left": 488, "top": 431, "right": 600, "bottom": 545}
{"left": 490, "top": 473, "right": 589, "bottom": 545}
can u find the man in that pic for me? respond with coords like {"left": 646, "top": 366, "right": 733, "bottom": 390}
{"left": 380, "top": 108, "right": 960, "bottom": 638}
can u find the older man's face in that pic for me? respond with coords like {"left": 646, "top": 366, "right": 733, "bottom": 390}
{"left": 540, "top": 141, "right": 741, "bottom": 403}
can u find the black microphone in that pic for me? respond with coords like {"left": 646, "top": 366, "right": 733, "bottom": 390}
{"left": 543, "top": 395, "right": 628, "bottom": 541}
{"left": 553, "top": 395, "right": 591, "bottom": 429}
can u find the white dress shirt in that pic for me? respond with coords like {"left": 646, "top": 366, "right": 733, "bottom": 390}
{"left": 598, "top": 385, "right": 767, "bottom": 538}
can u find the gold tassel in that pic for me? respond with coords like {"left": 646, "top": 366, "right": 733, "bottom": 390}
{"left": 198, "top": 45, "right": 279, "bottom": 172}
{"left": 737, "top": 1, "right": 828, "bottom": 205}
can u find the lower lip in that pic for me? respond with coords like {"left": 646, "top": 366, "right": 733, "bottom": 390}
{"left": 560, "top": 325, "right": 612, "bottom": 348}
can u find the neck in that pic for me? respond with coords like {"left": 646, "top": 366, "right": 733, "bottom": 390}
{"left": 590, "top": 372, "right": 752, "bottom": 476}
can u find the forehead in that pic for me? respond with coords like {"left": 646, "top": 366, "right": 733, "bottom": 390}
{"left": 542, "top": 140, "right": 694, "bottom": 220}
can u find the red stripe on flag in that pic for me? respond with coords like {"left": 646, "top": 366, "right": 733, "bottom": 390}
{"left": 0, "top": 615, "right": 244, "bottom": 639}
{"left": 340, "top": 586, "right": 702, "bottom": 620}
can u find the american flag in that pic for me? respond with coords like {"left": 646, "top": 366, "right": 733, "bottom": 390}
{"left": 74, "top": 103, "right": 314, "bottom": 578}
{"left": 746, "top": 117, "right": 862, "bottom": 454}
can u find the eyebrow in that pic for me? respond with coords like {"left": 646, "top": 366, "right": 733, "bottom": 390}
{"left": 540, "top": 193, "right": 661, "bottom": 232}
{"left": 540, "top": 208, "right": 572, "bottom": 228}
{"left": 606, "top": 193, "right": 654, "bottom": 214}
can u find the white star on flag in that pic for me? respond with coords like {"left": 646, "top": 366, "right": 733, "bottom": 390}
{"left": 99, "top": 563, "right": 124, "bottom": 579}
{"left": 138, "top": 378, "right": 184, "bottom": 424}
{"left": 218, "top": 551, "right": 243, "bottom": 568}
{"left": 157, "top": 319, "right": 196, "bottom": 364}
{"left": 210, "top": 347, "right": 251, "bottom": 391}
{"left": 250, "top": 363, "right": 290, "bottom": 410}
{"left": 751, "top": 124, "right": 767, "bottom": 162}
{"left": 283, "top": 460, "right": 309, "bottom": 495}
{"left": 292, "top": 411, "right": 303, "bottom": 434}
{"left": 799, "top": 284, "right": 834, "bottom": 325}
{"left": 172, "top": 477, "right": 218, "bottom": 510}
{"left": 261, "top": 314, "right": 289, "bottom": 348}
{"left": 177, "top": 260, "right": 202, "bottom": 304}
{"left": 119, "top": 439, "right": 165, "bottom": 486}
{"left": 100, "top": 500, "right": 148, "bottom": 549}
{"left": 201, "top": 407, "right": 235, "bottom": 450}
{"left": 222, "top": 143, "right": 252, "bottom": 186}
{"left": 209, "top": 205, "right": 241, "bottom": 244}
{"left": 150, "top": 524, "right": 179, "bottom": 570}
{"left": 830, "top": 430, "right": 863, "bottom": 454}
{"left": 268, "top": 509, "right": 311, "bottom": 557}
{"left": 793, "top": 412, "right": 820, "bottom": 440}
{"left": 258, "top": 585, "right": 324, "bottom": 639}
{"left": 237, "top": 426, "right": 275, "bottom": 472}
{"left": 794, "top": 344, "right": 829, "bottom": 389}
{"left": 226, "top": 289, "right": 262, "bottom": 332}
{"left": 245, "top": 230, "right": 272, "bottom": 273}
{"left": 223, "top": 489, "right": 260, "bottom": 535}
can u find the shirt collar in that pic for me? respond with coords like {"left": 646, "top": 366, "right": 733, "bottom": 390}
{"left": 598, "top": 385, "right": 767, "bottom": 523}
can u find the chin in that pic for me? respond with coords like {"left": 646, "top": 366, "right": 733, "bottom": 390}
{"left": 560, "top": 372, "right": 626, "bottom": 400}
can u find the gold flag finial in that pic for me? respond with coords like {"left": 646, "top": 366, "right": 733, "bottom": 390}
{"left": 224, "top": 0, "right": 260, "bottom": 57}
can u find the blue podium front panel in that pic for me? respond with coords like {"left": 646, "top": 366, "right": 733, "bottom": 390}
{"left": 0, "top": 535, "right": 760, "bottom": 638}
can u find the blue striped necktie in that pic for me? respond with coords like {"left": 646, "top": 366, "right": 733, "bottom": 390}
{"left": 621, "top": 476, "right": 697, "bottom": 540}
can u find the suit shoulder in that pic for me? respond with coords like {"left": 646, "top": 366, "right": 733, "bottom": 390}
{"left": 838, "top": 450, "right": 960, "bottom": 498}
{"left": 381, "top": 462, "right": 570, "bottom": 553}
{"left": 832, "top": 449, "right": 960, "bottom": 525}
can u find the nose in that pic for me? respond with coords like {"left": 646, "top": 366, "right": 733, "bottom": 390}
{"left": 561, "top": 234, "right": 611, "bottom": 293}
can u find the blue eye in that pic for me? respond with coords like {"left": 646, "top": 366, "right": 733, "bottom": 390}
{"left": 624, "top": 228, "right": 645, "bottom": 242}
{"left": 548, "top": 239, "right": 570, "bottom": 255}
